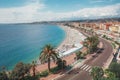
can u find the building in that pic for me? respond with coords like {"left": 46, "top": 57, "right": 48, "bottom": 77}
{"left": 109, "top": 25, "right": 120, "bottom": 33}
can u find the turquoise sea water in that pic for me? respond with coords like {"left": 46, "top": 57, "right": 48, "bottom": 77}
{"left": 0, "top": 24, "right": 65, "bottom": 70}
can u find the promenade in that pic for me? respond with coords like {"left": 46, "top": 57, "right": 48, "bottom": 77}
{"left": 33, "top": 25, "right": 86, "bottom": 80}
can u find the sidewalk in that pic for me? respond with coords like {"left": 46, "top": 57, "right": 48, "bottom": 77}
{"left": 52, "top": 59, "right": 85, "bottom": 80}
{"left": 35, "top": 53, "right": 76, "bottom": 80}
{"left": 53, "top": 53, "right": 93, "bottom": 80}
{"left": 38, "top": 48, "right": 91, "bottom": 80}
{"left": 38, "top": 28, "right": 99, "bottom": 80}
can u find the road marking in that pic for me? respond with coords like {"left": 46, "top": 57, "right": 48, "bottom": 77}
{"left": 83, "top": 65, "right": 89, "bottom": 70}
{"left": 80, "top": 64, "right": 86, "bottom": 69}
{"left": 78, "top": 63, "right": 84, "bottom": 68}
{"left": 78, "top": 64, "right": 93, "bottom": 72}
{"left": 85, "top": 66, "right": 91, "bottom": 71}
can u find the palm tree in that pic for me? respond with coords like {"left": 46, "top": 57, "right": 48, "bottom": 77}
{"left": 90, "top": 29, "right": 94, "bottom": 35}
{"left": 32, "top": 61, "right": 36, "bottom": 77}
{"left": 83, "top": 36, "right": 99, "bottom": 54}
{"left": 56, "top": 58, "right": 67, "bottom": 70}
{"left": 90, "top": 66, "right": 104, "bottom": 80}
{"left": 83, "top": 37, "right": 92, "bottom": 53}
{"left": 39, "top": 44, "right": 59, "bottom": 72}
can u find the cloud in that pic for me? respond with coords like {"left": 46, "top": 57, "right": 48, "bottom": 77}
{"left": 89, "top": 0, "right": 114, "bottom": 3}
{"left": 72, "top": 3, "right": 120, "bottom": 18}
{"left": 0, "top": 0, "right": 45, "bottom": 23}
{"left": 34, "top": 3, "right": 120, "bottom": 21}
{"left": 0, "top": 2, "right": 120, "bottom": 23}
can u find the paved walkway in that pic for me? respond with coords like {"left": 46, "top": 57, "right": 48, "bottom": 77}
{"left": 35, "top": 27, "right": 104, "bottom": 80}
{"left": 32, "top": 53, "right": 76, "bottom": 80}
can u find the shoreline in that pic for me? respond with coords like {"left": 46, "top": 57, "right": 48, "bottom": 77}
{"left": 36, "top": 24, "right": 86, "bottom": 64}
{"left": 57, "top": 25, "right": 86, "bottom": 53}
{"left": 35, "top": 24, "right": 86, "bottom": 75}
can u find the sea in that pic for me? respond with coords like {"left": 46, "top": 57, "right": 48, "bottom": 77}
{"left": 0, "top": 24, "right": 65, "bottom": 70}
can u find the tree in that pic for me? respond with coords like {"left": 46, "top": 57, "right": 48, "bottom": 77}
{"left": 39, "top": 44, "right": 59, "bottom": 72}
{"left": 90, "top": 66, "right": 104, "bottom": 80}
{"left": 104, "top": 69, "right": 117, "bottom": 80}
{"left": 10, "top": 62, "right": 31, "bottom": 80}
{"left": 0, "top": 71, "right": 9, "bottom": 80}
{"left": 75, "top": 51, "right": 83, "bottom": 60}
{"left": 109, "top": 62, "right": 120, "bottom": 78}
{"left": 56, "top": 58, "right": 66, "bottom": 69}
{"left": 32, "top": 61, "right": 36, "bottom": 77}
{"left": 101, "top": 77, "right": 119, "bottom": 80}
{"left": 0, "top": 66, "right": 9, "bottom": 80}
{"left": 83, "top": 36, "right": 99, "bottom": 54}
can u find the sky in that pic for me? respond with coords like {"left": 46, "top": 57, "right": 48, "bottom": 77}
{"left": 0, "top": 0, "right": 120, "bottom": 23}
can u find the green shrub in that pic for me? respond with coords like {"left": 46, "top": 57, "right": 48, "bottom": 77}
{"left": 76, "top": 51, "right": 83, "bottom": 59}
{"left": 112, "top": 43, "right": 116, "bottom": 49}
{"left": 103, "top": 35, "right": 106, "bottom": 38}
{"left": 50, "top": 67, "right": 59, "bottom": 74}
{"left": 39, "top": 70, "right": 49, "bottom": 77}
{"left": 56, "top": 58, "right": 67, "bottom": 70}
{"left": 80, "top": 53, "right": 86, "bottom": 59}
{"left": 109, "top": 62, "right": 120, "bottom": 78}
{"left": 24, "top": 75, "right": 39, "bottom": 80}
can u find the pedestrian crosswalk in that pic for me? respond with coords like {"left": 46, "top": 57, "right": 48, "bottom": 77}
{"left": 78, "top": 63, "right": 92, "bottom": 72}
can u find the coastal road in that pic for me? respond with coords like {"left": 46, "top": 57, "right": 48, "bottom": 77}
{"left": 56, "top": 38, "right": 113, "bottom": 80}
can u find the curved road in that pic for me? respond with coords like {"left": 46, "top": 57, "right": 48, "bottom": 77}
{"left": 56, "top": 38, "right": 113, "bottom": 80}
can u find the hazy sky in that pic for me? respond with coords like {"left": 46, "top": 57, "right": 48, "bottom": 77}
{"left": 0, "top": 0, "right": 120, "bottom": 23}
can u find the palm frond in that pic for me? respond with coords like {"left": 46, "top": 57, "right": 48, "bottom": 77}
{"left": 50, "top": 55, "right": 56, "bottom": 63}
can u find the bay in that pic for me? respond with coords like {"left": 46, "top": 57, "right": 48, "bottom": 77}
{"left": 0, "top": 24, "right": 65, "bottom": 70}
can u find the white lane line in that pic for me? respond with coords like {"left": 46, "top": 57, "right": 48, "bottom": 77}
{"left": 78, "top": 63, "right": 84, "bottom": 68}
{"left": 83, "top": 65, "right": 89, "bottom": 70}
{"left": 79, "top": 63, "right": 84, "bottom": 69}
{"left": 85, "top": 66, "right": 91, "bottom": 71}
{"left": 80, "top": 64, "right": 86, "bottom": 69}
